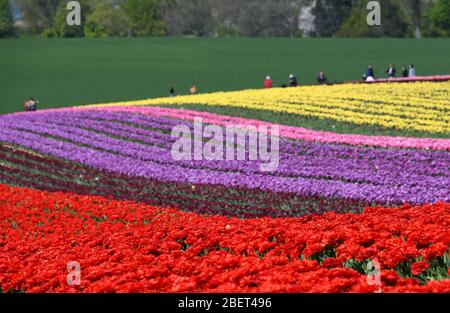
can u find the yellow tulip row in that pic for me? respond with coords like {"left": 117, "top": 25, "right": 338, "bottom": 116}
{"left": 85, "top": 81, "right": 450, "bottom": 134}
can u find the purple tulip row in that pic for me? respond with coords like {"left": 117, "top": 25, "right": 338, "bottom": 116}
{"left": 11, "top": 110, "right": 449, "bottom": 168}
{"left": 1, "top": 110, "right": 449, "bottom": 205}
{"left": 8, "top": 110, "right": 449, "bottom": 169}
{"left": 5, "top": 118, "right": 448, "bottom": 191}
{"left": 8, "top": 112, "right": 449, "bottom": 182}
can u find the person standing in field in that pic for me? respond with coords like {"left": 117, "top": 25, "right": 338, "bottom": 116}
{"left": 409, "top": 65, "right": 416, "bottom": 77}
{"left": 289, "top": 74, "right": 298, "bottom": 87}
{"left": 366, "top": 65, "right": 375, "bottom": 79}
{"left": 264, "top": 76, "right": 273, "bottom": 89}
{"left": 402, "top": 66, "right": 409, "bottom": 78}
{"left": 317, "top": 71, "right": 327, "bottom": 84}
{"left": 170, "top": 86, "right": 176, "bottom": 97}
{"left": 24, "top": 97, "right": 38, "bottom": 112}
{"left": 385, "top": 64, "right": 396, "bottom": 78}
{"left": 190, "top": 85, "right": 197, "bottom": 95}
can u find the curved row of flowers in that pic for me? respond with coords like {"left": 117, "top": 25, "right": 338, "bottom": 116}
{"left": 1, "top": 184, "right": 449, "bottom": 293}
{"left": 85, "top": 106, "right": 450, "bottom": 151}
{"left": 0, "top": 143, "right": 382, "bottom": 218}
{"left": 12, "top": 105, "right": 450, "bottom": 150}
{"left": 0, "top": 110, "right": 449, "bottom": 205}
{"left": 81, "top": 82, "right": 450, "bottom": 133}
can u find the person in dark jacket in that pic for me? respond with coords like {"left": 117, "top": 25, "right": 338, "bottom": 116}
{"left": 402, "top": 66, "right": 409, "bottom": 78}
{"left": 289, "top": 74, "right": 298, "bottom": 87}
{"left": 317, "top": 71, "right": 327, "bottom": 84}
{"left": 366, "top": 65, "right": 375, "bottom": 79}
{"left": 385, "top": 64, "right": 396, "bottom": 78}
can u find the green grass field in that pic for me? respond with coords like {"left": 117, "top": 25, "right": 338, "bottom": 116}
{"left": 1, "top": 37, "right": 450, "bottom": 115}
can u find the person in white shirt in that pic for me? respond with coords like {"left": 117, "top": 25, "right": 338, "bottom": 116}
{"left": 385, "top": 64, "right": 396, "bottom": 78}
{"left": 409, "top": 64, "right": 416, "bottom": 78}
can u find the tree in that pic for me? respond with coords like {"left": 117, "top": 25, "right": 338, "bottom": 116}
{"left": 12, "top": 0, "right": 62, "bottom": 34}
{"left": 235, "top": 1, "right": 269, "bottom": 37}
{"left": 240, "top": 0, "right": 302, "bottom": 37}
{"left": 210, "top": 0, "right": 241, "bottom": 36}
{"left": 407, "top": 0, "right": 423, "bottom": 38}
{"left": 312, "top": 0, "right": 353, "bottom": 37}
{"left": 124, "top": 0, "right": 165, "bottom": 36}
{"left": 338, "top": 0, "right": 410, "bottom": 37}
{"left": 45, "top": 0, "right": 96, "bottom": 37}
{"left": 397, "top": 0, "right": 434, "bottom": 38}
{"left": 0, "top": 0, "right": 14, "bottom": 37}
{"left": 164, "top": 0, "right": 215, "bottom": 37}
{"left": 84, "top": 0, "right": 130, "bottom": 37}
{"left": 426, "top": 0, "right": 450, "bottom": 36}
{"left": 209, "top": 0, "right": 304, "bottom": 37}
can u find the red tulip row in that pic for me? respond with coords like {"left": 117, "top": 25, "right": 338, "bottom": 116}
{"left": 1, "top": 184, "right": 449, "bottom": 293}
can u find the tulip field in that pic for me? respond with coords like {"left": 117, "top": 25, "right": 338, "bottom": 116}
{"left": 0, "top": 81, "right": 449, "bottom": 293}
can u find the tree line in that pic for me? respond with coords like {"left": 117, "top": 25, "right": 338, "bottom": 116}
{"left": 0, "top": 0, "right": 449, "bottom": 38}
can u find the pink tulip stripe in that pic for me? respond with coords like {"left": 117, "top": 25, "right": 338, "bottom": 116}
{"left": 89, "top": 106, "right": 450, "bottom": 151}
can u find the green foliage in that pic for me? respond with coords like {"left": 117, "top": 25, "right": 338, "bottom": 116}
{"left": 238, "top": 0, "right": 301, "bottom": 37}
{"left": 216, "top": 24, "right": 239, "bottom": 38}
{"left": 312, "top": 0, "right": 353, "bottom": 37}
{"left": 424, "top": 0, "right": 450, "bottom": 37}
{"left": 45, "top": 0, "right": 94, "bottom": 38}
{"left": 43, "top": 0, "right": 130, "bottom": 38}
{"left": 8, "top": 0, "right": 439, "bottom": 38}
{"left": 12, "top": 0, "right": 62, "bottom": 35}
{"left": 227, "top": 0, "right": 302, "bottom": 37}
{"left": 164, "top": 0, "right": 304, "bottom": 38}
{"left": 0, "top": 0, "right": 14, "bottom": 37}
{"left": 166, "top": 0, "right": 215, "bottom": 37}
{"left": 84, "top": 1, "right": 129, "bottom": 38}
{"left": 124, "top": 0, "right": 165, "bottom": 36}
{"left": 338, "top": 0, "right": 410, "bottom": 37}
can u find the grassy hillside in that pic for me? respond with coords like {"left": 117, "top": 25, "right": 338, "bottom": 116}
{"left": 1, "top": 37, "right": 450, "bottom": 114}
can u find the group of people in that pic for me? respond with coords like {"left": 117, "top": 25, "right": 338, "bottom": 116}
{"left": 363, "top": 64, "right": 416, "bottom": 81}
{"left": 264, "top": 74, "right": 299, "bottom": 89}
{"left": 168, "top": 63, "right": 419, "bottom": 97}
{"left": 262, "top": 64, "right": 418, "bottom": 89}
{"left": 23, "top": 63, "right": 420, "bottom": 113}
{"left": 23, "top": 97, "right": 38, "bottom": 112}
{"left": 263, "top": 71, "right": 328, "bottom": 89}
{"left": 21, "top": 62, "right": 423, "bottom": 113}
{"left": 169, "top": 84, "right": 197, "bottom": 97}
